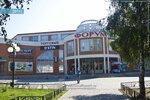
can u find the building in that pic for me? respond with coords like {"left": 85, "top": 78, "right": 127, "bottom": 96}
{"left": 64, "top": 20, "right": 120, "bottom": 75}
{"left": 0, "top": 20, "right": 120, "bottom": 76}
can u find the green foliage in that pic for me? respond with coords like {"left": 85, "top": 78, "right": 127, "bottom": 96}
{"left": 106, "top": 0, "right": 150, "bottom": 64}
{"left": 0, "top": 0, "right": 32, "bottom": 42}
{"left": 0, "top": 88, "right": 53, "bottom": 100}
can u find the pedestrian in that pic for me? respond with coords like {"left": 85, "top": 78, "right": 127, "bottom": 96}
{"left": 76, "top": 70, "right": 81, "bottom": 84}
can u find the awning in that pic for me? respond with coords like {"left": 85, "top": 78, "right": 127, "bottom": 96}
{"left": 0, "top": 58, "right": 6, "bottom": 62}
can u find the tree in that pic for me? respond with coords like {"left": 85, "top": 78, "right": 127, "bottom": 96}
{"left": 106, "top": 0, "right": 150, "bottom": 99}
{"left": 0, "top": 0, "right": 32, "bottom": 43}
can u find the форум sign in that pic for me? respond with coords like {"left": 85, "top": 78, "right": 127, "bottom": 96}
{"left": 75, "top": 32, "right": 107, "bottom": 38}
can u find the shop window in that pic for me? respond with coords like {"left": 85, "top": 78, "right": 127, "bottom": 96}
{"left": 59, "top": 50, "right": 64, "bottom": 73}
{"left": 66, "top": 41, "right": 74, "bottom": 54}
{"left": 80, "top": 38, "right": 102, "bottom": 52}
{"left": 8, "top": 61, "right": 33, "bottom": 71}
{"left": 36, "top": 51, "right": 54, "bottom": 73}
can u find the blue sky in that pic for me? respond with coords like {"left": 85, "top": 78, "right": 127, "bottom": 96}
{"left": 5, "top": 0, "right": 110, "bottom": 38}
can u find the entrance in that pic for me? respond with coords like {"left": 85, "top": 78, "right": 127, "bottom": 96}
{"left": 81, "top": 58, "right": 103, "bottom": 74}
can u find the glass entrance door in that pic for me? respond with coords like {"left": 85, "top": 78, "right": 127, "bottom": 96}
{"left": 81, "top": 58, "right": 103, "bottom": 74}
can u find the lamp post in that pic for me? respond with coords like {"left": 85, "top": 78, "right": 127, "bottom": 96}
{"left": 7, "top": 43, "right": 20, "bottom": 88}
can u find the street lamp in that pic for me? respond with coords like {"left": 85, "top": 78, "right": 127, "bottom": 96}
{"left": 7, "top": 43, "right": 20, "bottom": 88}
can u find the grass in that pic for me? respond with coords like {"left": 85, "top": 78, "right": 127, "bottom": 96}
{"left": 54, "top": 90, "right": 68, "bottom": 100}
{"left": 0, "top": 84, "right": 67, "bottom": 100}
{"left": 0, "top": 87, "right": 52, "bottom": 100}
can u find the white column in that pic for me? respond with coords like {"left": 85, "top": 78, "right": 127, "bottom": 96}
{"left": 74, "top": 38, "right": 77, "bottom": 74}
{"left": 107, "top": 57, "right": 110, "bottom": 73}
{"left": 106, "top": 37, "right": 110, "bottom": 73}
{"left": 103, "top": 37, "right": 106, "bottom": 73}
{"left": 64, "top": 42, "right": 68, "bottom": 75}
{"left": 104, "top": 57, "right": 106, "bottom": 73}
{"left": 77, "top": 38, "right": 80, "bottom": 71}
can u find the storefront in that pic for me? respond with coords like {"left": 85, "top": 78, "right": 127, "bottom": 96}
{"left": 0, "top": 20, "right": 122, "bottom": 76}
{"left": 64, "top": 20, "right": 120, "bottom": 75}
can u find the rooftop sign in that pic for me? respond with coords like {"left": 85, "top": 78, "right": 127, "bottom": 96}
{"left": 75, "top": 32, "right": 107, "bottom": 38}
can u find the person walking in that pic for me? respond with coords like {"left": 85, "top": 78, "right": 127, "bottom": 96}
{"left": 76, "top": 70, "right": 81, "bottom": 84}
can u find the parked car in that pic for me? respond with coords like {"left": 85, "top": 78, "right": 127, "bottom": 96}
{"left": 111, "top": 62, "right": 127, "bottom": 73}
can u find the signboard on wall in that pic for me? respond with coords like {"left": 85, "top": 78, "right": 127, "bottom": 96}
{"left": 40, "top": 45, "right": 59, "bottom": 50}
{"left": 19, "top": 48, "right": 32, "bottom": 53}
{"left": 41, "top": 41, "right": 59, "bottom": 45}
{"left": 75, "top": 32, "right": 107, "bottom": 38}
{"left": 9, "top": 62, "right": 33, "bottom": 71}
{"left": 9, "top": 48, "right": 33, "bottom": 59}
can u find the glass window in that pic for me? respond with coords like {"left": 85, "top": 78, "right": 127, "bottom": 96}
{"left": 51, "top": 34, "right": 58, "bottom": 41}
{"left": 9, "top": 61, "right": 33, "bottom": 72}
{"left": 59, "top": 50, "right": 64, "bottom": 73}
{"left": 67, "top": 41, "right": 74, "bottom": 54}
{"left": 80, "top": 38, "right": 102, "bottom": 51}
{"left": 22, "top": 36, "right": 29, "bottom": 41}
{"left": 41, "top": 35, "right": 48, "bottom": 41}
{"left": 61, "top": 34, "right": 68, "bottom": 40}
{"left": 36, "top": 51, "right": 54, "bottom": 73}
{"left": 109, "top": 39, "right": 113, "bottom": 51}
{"left": 31, "top": 36, "right": 38, "bottom": 42}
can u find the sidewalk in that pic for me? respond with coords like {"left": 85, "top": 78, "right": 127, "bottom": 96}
{"left": 0, "top": 72, "right": 150, "bottom": 100}
{"left": 58, "top": 89, "right": 128, "bottom": 100}
{"left": 58, "top": 73, "right": 150, "bottom": 100}
{"left": 58, "top": 77, "right": 135, "bottom": 100}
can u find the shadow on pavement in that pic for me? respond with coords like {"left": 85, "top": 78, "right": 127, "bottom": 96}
{"left": 71, "top": 93, "right": 129, "bottom": 100}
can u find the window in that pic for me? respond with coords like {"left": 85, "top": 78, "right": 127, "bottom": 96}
{"left": 9, "top": 62, "right": 33, "bottom": 71}
{"left": 80, "top": 38, "right": 102, "bottom": 51}
{"left": 51, "top": 34, "right": 58, "bottom": 41}
{"left": 59, "top": 50, "right": 64, "bottom": 73}
{"left": 109, "top": 39, "right": 113, "bottom": 51}
{"left": 41, "top": 35, "right": 48, "bottom": 41}
{"left": 36, "top": 51, "right": 54, "bottom": 73}
{"left": 61, "top": 34, "right": 68, "bottom": 40}
{"left": 22, "top": 36, "right": 29, "bottom": 41}
{"left": 67, "top": 41, "right": 74, "bottom": 54}
{"left": 31, "top": 36, "right": 38, "bottom": 42}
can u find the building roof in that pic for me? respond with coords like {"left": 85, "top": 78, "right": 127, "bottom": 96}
{"left": 12, "top": 30, "right": 76, "bottom": 39}
{"left": 75, "top": 20, "right": 102, "bottom": 34}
